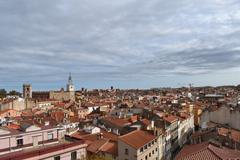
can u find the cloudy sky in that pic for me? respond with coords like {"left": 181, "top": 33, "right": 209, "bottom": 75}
{"left": 1, "top": 0, "right": 240, "bottom": 91}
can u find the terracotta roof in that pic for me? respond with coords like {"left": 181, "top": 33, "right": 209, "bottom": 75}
{"left": 50, "top": 111, "right": 64, "bottom": 123}
{"left": 163, "top": 115, "right": 178, "bottom": 123}
{"left": 87, "top": 139, "right": 108, "bottom": 153}
{"left": 175, "top": 142, "right": 240, "bottom": 160}
{"left": 100, "top": 141, "right": 118, "bottom": 156}
{"left": 103, "top": 117, "right": 131, "bottom": 127}
{"left": 0, "top": 141, "right": 86, "bottom": 160}
{"left": 72, "top": 132, "right": 98, "bottom": 142}
{"left": 179, "top": 112, "right": 190, "bottom": 119}
{"left": 119, "top": 130, "right": 156, "bottom": 149}
{"left": 6, "top": 124, "right": 20, "bottom": 130}
{"left": 141, "top": 119, "right": 151, "bottom": 126}
{"left": 100, "top": 129, "right": 118, "bottom": 142}
{"left": 0, "top": 109, "right": 15, "bottom": 115}
{"left": 218, "top": 127, "right": 240, "bottom": 143}
{"left": 71, "top": 130, "right": 118, "bottom": 142}
{"left": 21, "top": 111, "right": 34, "bottom": 117}
{"left": 69, "top": 116, "right": 79, "bottom": 123}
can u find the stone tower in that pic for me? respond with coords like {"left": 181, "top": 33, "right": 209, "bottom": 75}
{"left": 23, "top": 84, "right": 32, "bottom": 98}
{"left": 66, "top": 73, "right": 75, "bottom": 92}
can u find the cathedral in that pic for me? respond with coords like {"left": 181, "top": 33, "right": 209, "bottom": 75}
{"left": 31, "top": 73, "right": 76, "bottom": 101}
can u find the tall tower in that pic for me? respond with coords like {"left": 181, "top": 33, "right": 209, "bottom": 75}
{"left": 23, "top": 84, "right": 32, "bottom": 98}
{"left": 67, "top": 73, "right": 75, "bottom": 92}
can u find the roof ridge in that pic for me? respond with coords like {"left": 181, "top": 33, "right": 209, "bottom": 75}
{"left": 182, "top": 143, "right": 210, "bottom": 159}
{"left": 119, "top": 129, "right": 139, "bottom": 138}
{"left": 207, "top": 144, "right": 223, "bottom": 160}
{"left": 97, "top": 139, "right": 109, "bottom": 153}
{"left": 79, "top": 132, "right": 99, "bottom": 138}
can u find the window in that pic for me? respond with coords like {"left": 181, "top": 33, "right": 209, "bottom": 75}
{"left": 152, "top": 141, "right": 154, "bottom": 145}
{"left": 149, "top": 153, "right": 151, "bottom": 157}
{"left": 148, "top": 143, "right": 151, "bottom": 147}
{"left": 54, "top": 156, "right": 60, "bottom": 160}
{"left": 33, "top": 136, "right": 38, "bottom": 147}
{"left": 47, "top": 132, "right": 54, "bottom": 140}
{"left": 144, "top": 145, "right": 147, "bottom": 149}
{"left": 155, "top": 148, "right": 158, "bottom": 151}
{"left": 125, "top": 148, "right": 129, "bottom": 155}
{"left": 71, "top": 151, "right": 77, "bottom": 160}
{"left": 17, "top": 138, "right": 23, "bottom": 147}
{"left": 152, "top": 150, "right": 154, "bottom": 154}
{"left": 140, "top": 147, "right": 143, "bottom": 152}
{"left": 155, "top": 139, "right": 157, "bottom": 142}
{"left": 145, "top": 155, "right": 148, "bottom": 160}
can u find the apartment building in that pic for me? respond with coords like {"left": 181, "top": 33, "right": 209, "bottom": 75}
{"left": 0, "top": 123, "right": 65, "bottom": 155}
{"left": 118, "top": 130, "right": 158, "bottom": 160}
{"left": 163, "top": 115, "right": 179, "bottom": 159}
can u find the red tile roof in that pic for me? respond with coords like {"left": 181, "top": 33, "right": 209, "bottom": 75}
{"left": 163, "top": 115, "right": 178, "bottom": 123}
{"left": 100, "top": 129, "right": 118, "bottom": 142}
{"left": 175, "top": 142, "right": 240, "bottom": 160}
{"left": 50, "top": 111, "right": 64, "bottom": 123}
{"left": 6, "top": 124, "right": 20, "bottom": 130}
{"left": 103, "top": 117, "right": 131, "bottom": 127}
{"left": 218, "top": 127, "right": 240, "bottom": 143}
{"left": 119, "top": 130, "right": 156, "bottom": 149}
{"left": 71, "top": 129, "right": 118, "bottom": 142}
{"left": 100, "top": 141, "right": 118, "bottom": 156}
{"left": 0, "top": 141, "right": 86, "bottom": 160}
{"left": 87, "top": 139, "right": 108, "bottom": 153}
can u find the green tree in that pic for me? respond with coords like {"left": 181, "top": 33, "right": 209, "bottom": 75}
{"left": 8, "top": 90, "right": 21, "bottom": 96}
{"left": 0, "top": 89, "right": 7, "bottom": 98}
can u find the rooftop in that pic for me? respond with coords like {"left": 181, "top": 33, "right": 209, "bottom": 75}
{"left": 218, "top": 127, "right": 240, "bottom": 143}
{"left": 163, "top": 115, "right": 178, "bottom": 123}
{"left": 0, "top": 141, "right": 86, "bottom": 160}
{"left": 119, "top": 130, "right": 156, "bottom": 149}
{"left": 175, "top": 142, "right": 240, "bottom": 160}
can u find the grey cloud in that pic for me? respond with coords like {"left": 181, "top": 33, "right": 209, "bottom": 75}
{"left": 0, "top": 0, "right": 240, "bottom": 89}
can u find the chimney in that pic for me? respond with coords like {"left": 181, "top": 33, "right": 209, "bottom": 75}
{"left": 151, "top": 120, "right": 155, "bottom": 128}
{"left": 97, "top": 133, "right": 103, "bottom": 140}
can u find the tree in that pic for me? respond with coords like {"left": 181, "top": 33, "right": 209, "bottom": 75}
{"left": 8, "top": 90, "right": 21, "bottom": 96}
{"left": 81, "top": 155, "right": 112, "bottom": 160}
{"left": 237, "top": 84, "right": 240, "bottom": 91}
{"left": 0, "top": 89, "right": 7, "bottom": 98}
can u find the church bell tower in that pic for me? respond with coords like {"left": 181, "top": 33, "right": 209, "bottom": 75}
{"left": 67, "top": 73, "right": 75, "bottom": 92}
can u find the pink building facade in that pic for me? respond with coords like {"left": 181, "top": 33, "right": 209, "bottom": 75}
{"left": 0, "top": 141, "right": 87, "bottom": 160}
{"left": 0, "top": 125, "right": 65, "bottom": 155}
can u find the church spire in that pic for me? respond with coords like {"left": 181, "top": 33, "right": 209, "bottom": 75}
{"left": 67, "top": 72, "right": 74, "bottom": 92}
{"left": 68, "top": 72, "right": 73, "bottom": 85}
